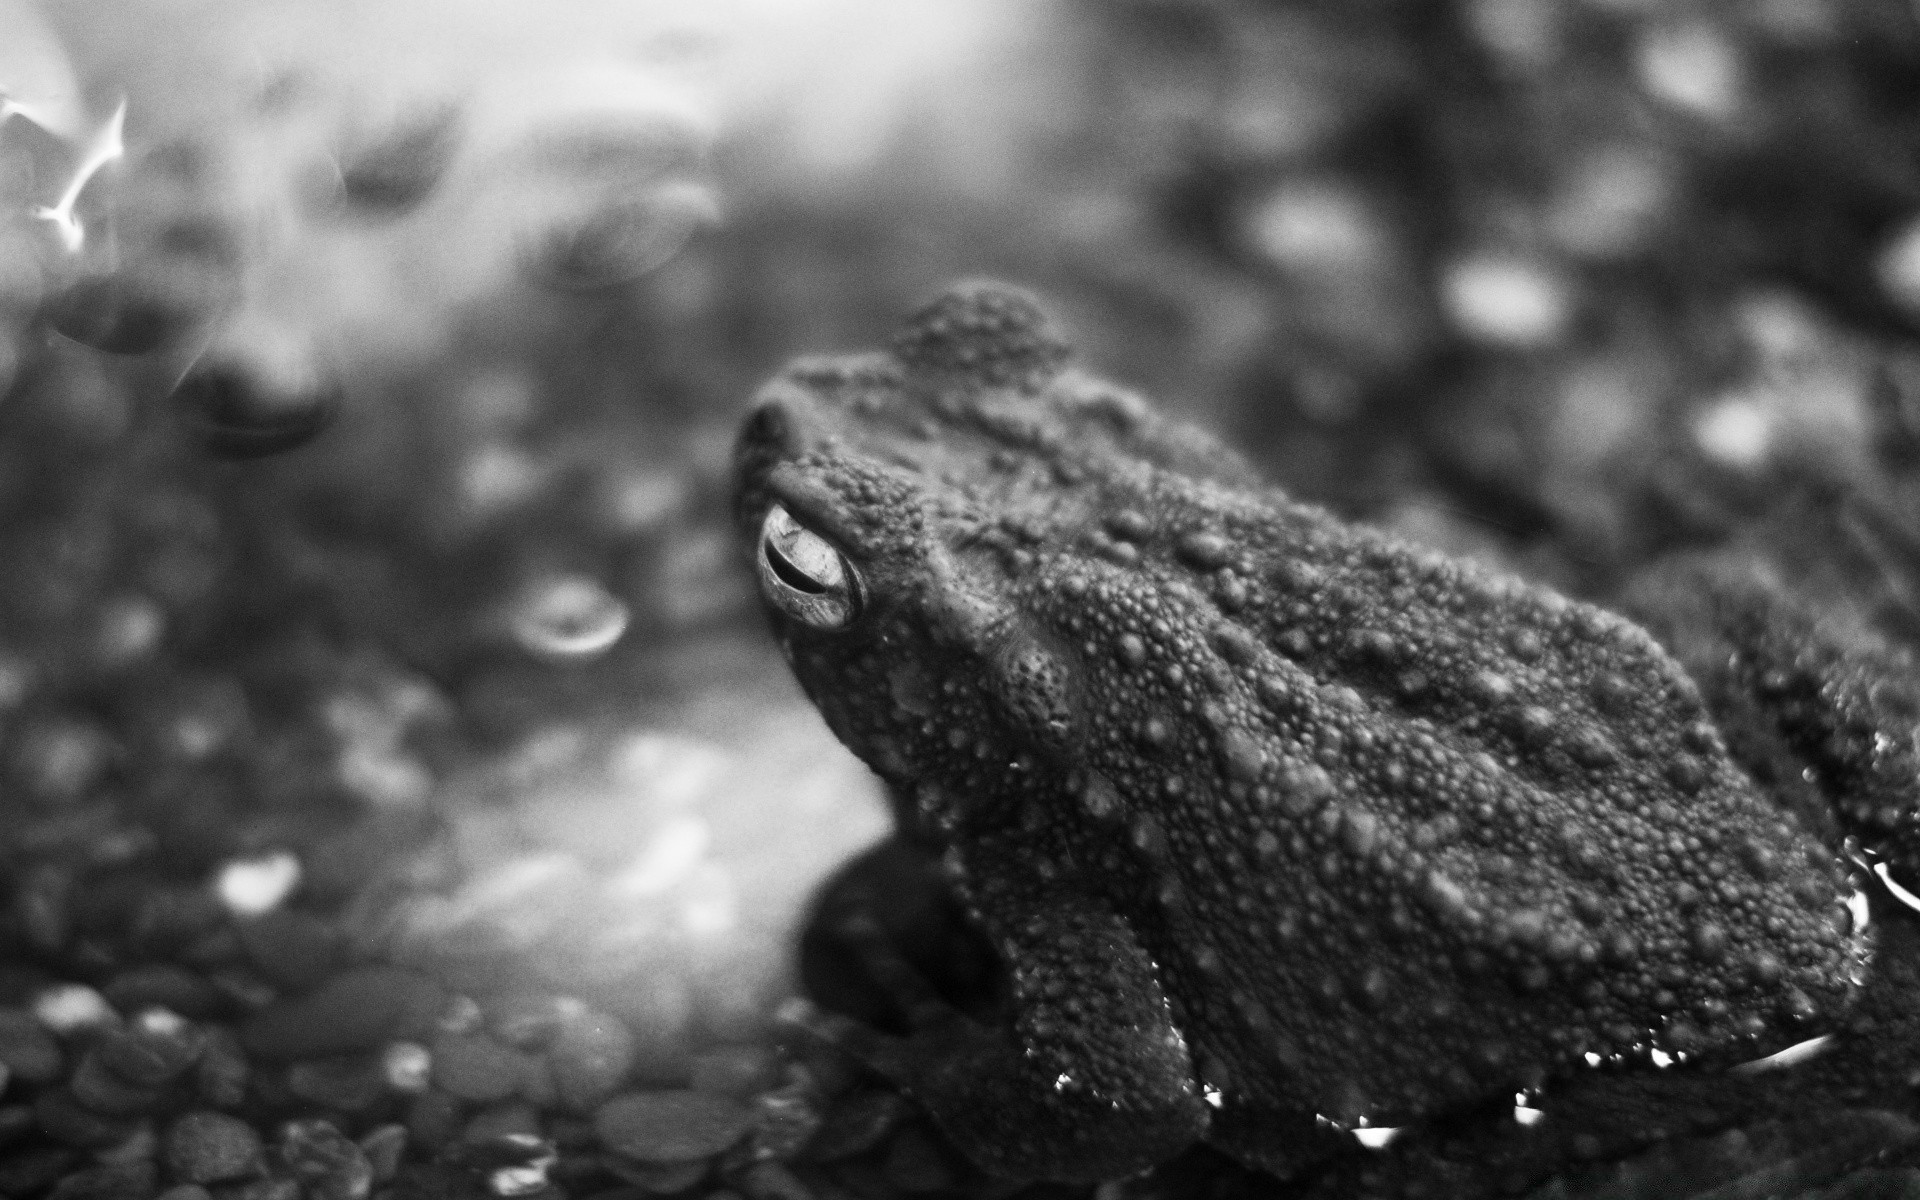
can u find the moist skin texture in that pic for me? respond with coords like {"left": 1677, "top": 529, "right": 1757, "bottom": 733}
{"left": 734, "top": 283, "right": 1918, "bottom": 1190}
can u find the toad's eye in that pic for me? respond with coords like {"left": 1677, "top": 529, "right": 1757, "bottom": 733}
{"left": 757, "top": 503, "right": 861, "bottom": 631}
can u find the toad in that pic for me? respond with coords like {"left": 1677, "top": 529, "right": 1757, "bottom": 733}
{"left": 732, "top": 283, "right": 1919, "bottom": 1188}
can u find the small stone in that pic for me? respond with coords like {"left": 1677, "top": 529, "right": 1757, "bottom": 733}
{"left": 460, "top": 1133, "right": 556, "bottom": 1197}
{"left": 242, "top": 967, "right": 446, "bottom": 1061}
{"left": 433, "top": 1034, "right": 527, "bottom": 1103}
{"left": 194, "top": 1030, "right": 249, "bottom": 1108}
{"left": 279, "top": 1118, "right": 373, "bottom": 1200}
{"left": 286, "top": 1054, "right": 389, "bottom": 1112}
{"left": 236, "top": 911, "right": 344, "bottom": 993}
{"left": 45, "top": 1159, "right": 157, "bottom": 1200}
{"left": 70, "top": 1051, "right": 165, "bottom": 1115}
{"left": 0, "top": 1105, "right": 34, "bottom": 1148}
{"left": 156, "top": 1186, "right": 214, "bottom": 1200}
{"left": 463, "top": 1102, "right": 542, "bottom": 1145}
{"left": 382, "top": 1042, "right": 433, "bottom": 1093}
{"left": 101, "top": 967, "right": 221, "bottom": 1020}
{"left": 228, "top": 1177, "right": 301, "bottom": 1200}
{"left": 602, "top": 1157, "right": 709, "bottom": 1194}
{"left": 405, "top": 1090, "right": 463, "bottom": 1153}
{"left": 550, "top": 1010, "right": 636, "bottom": 1110}
{"left": 737, "top": 1161, "right": 811, "bottom": 1200}
{"left": 0, "top": 1146, "right": 78, "bottom": 1195}
{"left": 687, "top": 1045, "right": 775, "bottom": 1101}
{"left": 35, "top": 1086, "right": 141, "bottom": 1148}
{"left": 802, "top": 1088, "right": 909, "bottom": 1163}
{"left": 95, "top": 1025, "right": 203, "bottom": 1088}
{"left": 33, "top": 985, "right": 118, "bottom": 1035}
{"left": 356, "top": 1124, "right": 407, "bottom": 1183}
{"left": 0, "top": 1007, "right": 64, "bottom": 1082}
{"left": 165, "top": 1111, "right": 263, "bottom": 1185}
{"left": 593, "top": 1090, "right": 751, "bottom": 1164}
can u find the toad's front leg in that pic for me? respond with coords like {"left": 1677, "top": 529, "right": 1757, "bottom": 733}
{"left": 786, "top": 872, "right": 1209, "bottom": 1184}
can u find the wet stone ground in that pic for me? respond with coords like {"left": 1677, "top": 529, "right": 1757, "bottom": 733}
{"left": 9, "top": 1, "right": 1920, "bottom": 1199}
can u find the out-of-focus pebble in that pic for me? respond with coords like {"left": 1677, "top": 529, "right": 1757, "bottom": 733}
{"left": 279, "top": 1119, "right": 373, "bottom": 1200}
{"left": 593, "top": 1090, "right": 750, "bottom": 1164}
{"left": 601, "top": 1155, "right": 707, "bottom": 1193}
{"left": 382, "top": 1041, "right": 433, "bottom": 1093}
{"left": 43, "top": 1159, "right": 157, "bottom": 1200}
{"left": 1439, "top": 254, "right": 1573, "bottom": 348}
{"left": 164, "top": 1111, "right": 263, "bottom": 1185}
{"left": 193, "top": 1029, "right": 249, "bottom": 1109}
{"left": 216, "top": 853, "right": 301, "bottom": 918}
{"left": 406, "top": 1090, "right": 464, "bottom": 1153}
{"left": 462, "top": 1102, "right": 542, "bottom": 1145}
{"left": 34, "top": 1086, "right": 140, "bottom": 1148}
{"left": 549, "top": 1007, "right": 635, "bottom": 1110}
{"left": 33, "top": 985, "right": 118, "bottom": 1035}
{"left": 155, "top": 1185, "right": 214, "bottom": 1200}
{"left": 0, "top": 1146, "right": 79, "bottom": 1195}
{"left": 737, "top": 1161, "right": 812, "bottom": 1200}
{"left": 241, "top": 966, "right": 446, "bottom": 1061}
{"left": 433, "top": 1033, "right": 529, "bottom": 1103}
{"left": 101, "top": 967, "right": 221, "bottom": 1020}
{"left": 356, "top": 1124, "right": 408, "bottom": 1183}
{"left": 286, "top": 1054, "right": 390, "bottom": 1112}
{"left": 0, "top": 1007, "right": 65, "bottom": 1082}
{"left": 236, "top": 911, "right": 345, "bottom": 993}
{"left": 688, "top": 1045, "right": 776, "bottom": 1101}
{"left": 95, "top": 1024, "right": 203, "bottom": 1087}
{"left": 799, "top": 1088, "right": 908, "bottom": 1163}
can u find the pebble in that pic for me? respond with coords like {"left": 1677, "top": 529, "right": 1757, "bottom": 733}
{"left": 0, "top": 1105, "right": 34, "bottom": 1148}
{"left": 286, "top": 1054, "right": 390, "bottom": 1111}
{"left": 193, "top": 1029, "right": 249, "bottom": 1109}
{"left": 34, "top": 1086, "right": 140, "bottom": 1148}
{"left": 593, "top": 1090, "right": 751, "bottom": 1163}
{"left": 155, "top": 1186, "right": 214, "bottom": 1200}
{"left": 242, "top": 966, "right": 446, "bottom": 1060}
{"left": 549, "top": 1009, "right": 636, "bottom": 1110}
{"left": 31, "top": 986, "right": 117, "bottom": 1036}
{"left": 356, "top": 1124, "right": 408, "bottom": 1183}
{"left": 70, "top": 1051, "right": 164, "bottom": 1115}
{"left": 44, "top": 1159, "right": 156, "bottom": 1200}
{"left": 687, "top": 1045, "right": 776, "bottom": 1100}
{"left": 800, "top": 1088, "right": 909, "bottom": 1163}
{"left": 165, "top": 1111, "right": 263, "bottom": 1185}
{"left": 737, "top": 1161, "right": 812, "bottom": 1200}
{"left": 404, "top": 1089, "right": 463, "bottom": 1152}
{"left": 382, "top": 1041, "right": 433, "bottom": 1092}
{"left": 0, "top": 1007, "right": 64, "bottom": 1082}
{"left": 0, "top": 1146, "right": 79, "bottom": 1195}
{"left": 101, "top": 966, "right": 222, "bottom": 1019}
{"left": 279, "top": 1119, "right": 373, "bottom": 1200}
{"left": 602, "top": 1156, "right": 708, "bottom": 1194}
{"left": 463, "top": 1102, "right": 542, "bottom": 1144}
{"left": 432, "top": 1033, "right": 528, "bottom": 1103}
{"left": 236, "top": 911, "right": 345, "bottom": 993}
{"left": 94, "top": 1024, "right": 203, "bottom": 1088}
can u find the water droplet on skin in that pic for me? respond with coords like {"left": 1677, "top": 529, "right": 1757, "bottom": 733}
{"left": 1176, "top": 531, "right": 1234, "bottom": 570}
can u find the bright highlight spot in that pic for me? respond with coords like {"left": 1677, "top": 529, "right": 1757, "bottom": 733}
{"left": 217, "top": 850, "right": 302, "bottom": 916}
{"left": 1692, "top": 397, "right": 1773, "bottom": 468}
{"left": 1875, "top": 863, "right": 1920, "bottom": 916}
{"left": 1440, "top": 254, "right": 1572, "bottom": 348}
{"left": 31, "top": 99, "right": 126, "bottom": 252}
{"left": 511, "top": 574, "right": 631, "bottom": 660}
{"left": 1353, "top": 1125, "right": 1403, "bottom": 1150}
{"left": 33, "top": 983, "right": 116, "bottom": 1033}
{"left": 1730, "top": 1034, "right": 1834, "bottom": 1075}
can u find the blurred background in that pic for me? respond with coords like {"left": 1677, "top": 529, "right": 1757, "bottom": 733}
{"left": 3, "top": 0, "right": 1920, "bottom": 1197}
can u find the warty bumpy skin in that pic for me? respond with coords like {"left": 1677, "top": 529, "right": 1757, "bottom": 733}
{"left": 733, "top": 281, "right": 1874, "bottom": 1182}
